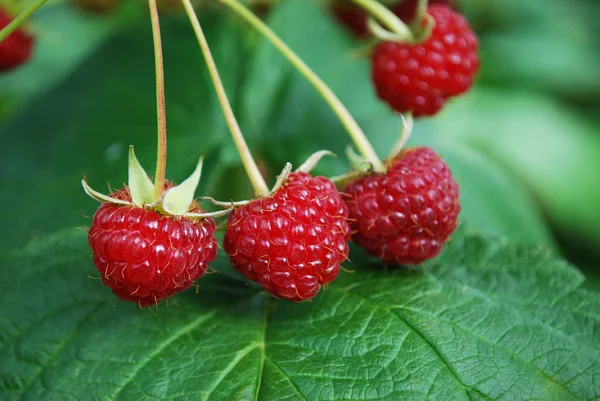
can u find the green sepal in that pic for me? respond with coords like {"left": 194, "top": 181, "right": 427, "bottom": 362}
{"left": 81, "top": 177, "right": 133, "bottom": 206}
{"left": 270, "top": 162, "right": 292, "bottom": 195}
{"left": 202, "top": 197, "right": 251, "bottom": 208}
{"left": 128, "top": 146, "right": 155, "bottom": 206}
{"left": 295, "top": 150, "right": 335, "bottom": 173}
{"left": 185, "top": 207, "right": 234, "bottom": 220}
{"left": 161, "top": 156, "right": 204, "bottom": 215}
{"left": 346, "top": 145, "right": 371, "bottom": 172}
{"left": 330, "top": 170, "right": 364, "bottom": 188}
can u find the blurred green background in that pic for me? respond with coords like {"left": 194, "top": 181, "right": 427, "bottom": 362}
{"left": 0, "top": 0, "right": 598, "bottom": 286}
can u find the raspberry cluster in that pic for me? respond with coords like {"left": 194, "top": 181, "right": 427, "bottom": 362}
{"left": 83, "top": 0, "right": 473, "bottom": 306}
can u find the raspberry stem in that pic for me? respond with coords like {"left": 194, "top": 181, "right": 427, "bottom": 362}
{"left": 182, "top": 0, "right": 270, "bottom": 197}
{"left": 219, "top": 0, "right": 386, "bottom": 173}
{"left": 412, "top": 0, "right": 430, "bottom": 31}
{"left": 0, "top": 0, "right": 48, "bottom": 42}
{"left": 147, "top": 0, "right": 168, "bottom": 202}
{"left": 350, "top": 0, "right": 413, "bottom": 41}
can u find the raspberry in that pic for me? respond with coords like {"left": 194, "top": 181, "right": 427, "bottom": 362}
{"left": 224, "top": 172, "right": 351, "bottom": 302}
{"left": 0, "top": 9, "right": 34, "bottom": 72}
{"left": 343, "top": 147, "right": 460, "bottom": 265}
{"left": 330, "top": 0, "right": 455, "bottom": 38}
{"left": 88, "top": 185, "right": 218, "bottom": 307}
{"left": 371, "top": 5, "right": 479, "bottom": 117}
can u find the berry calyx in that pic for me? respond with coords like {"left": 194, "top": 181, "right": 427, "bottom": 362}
{"left": 343, "top": 146, "right": 460, "bottom": 265}
{"left": 224, "top": 170, "right": 350, "bottom": 301}
{"left": 88, "top": 185, "right": 218, "bottom": 307}
{"left": 0, "top": 8, "right": 34, "bottom": 72}
{"left": 371, "top": 4, "right": 479, "bottom": 117}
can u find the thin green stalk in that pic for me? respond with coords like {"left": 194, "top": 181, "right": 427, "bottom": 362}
{"left": 412, "top": 0, "right": 430, "bottom": 31}
{"left": 148, "top": 0, "right": 168, "bottom": 201}
{"left": 350, "top": 0, "right": 412, "bottom": 39}
{"left": 0, "top": 0, "right": 48, "bottom": 42}
{"left": 182, "top": 0, "right": 270, "bottom": 196}
{"left": 220, "top": 0, "right": 385, "bottom": 173}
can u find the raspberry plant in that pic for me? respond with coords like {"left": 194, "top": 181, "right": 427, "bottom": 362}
{"left": 0, "top": 0, "right": 599, "bottom": 400}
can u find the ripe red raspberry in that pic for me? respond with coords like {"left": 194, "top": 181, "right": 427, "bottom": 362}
{"left": 224, "top": 172, "right": 351, "bottom": 302}
{"left": 371, "top": 5, "right": 479, "bottom": 117}
{"left": 88, "top": 185, "right": 218, "bottom": 307}
{"left": 0, "top": 9, "right": 34, "bottom": 71}
{"left": 343, "top": 147, "right": 460, "bottom": 265}
{"left": 330, "top": 0, "right": 455, "bottom": 38}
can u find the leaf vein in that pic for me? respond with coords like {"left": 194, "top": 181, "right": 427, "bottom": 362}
{"left": 396, "top": 304, "right": 585, "bottom": 401}
{"left": 109, "top": 310, "right": 216, "bottom": 400}
{"left": 16, "top": 302, "right": 106, "bottom": 400}
{"left": 254, "top": 297, "right": 269, "bottom": 401}
{"left": 332, "top": 287, "right": 493, "bottom": 401}
{"left": 203, "top": 342, "right": 261, "bottom": 400}
{"left": 265, "top": 355, "right": 308, "bottom": 401}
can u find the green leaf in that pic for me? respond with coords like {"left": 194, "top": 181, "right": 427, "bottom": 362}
{"left": 0, "top": 230, "right": 598, "bottom": 400}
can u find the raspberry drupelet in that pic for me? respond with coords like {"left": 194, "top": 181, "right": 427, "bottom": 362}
{"left": 224, "top": 172, "right": 351, "bottom": 302}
